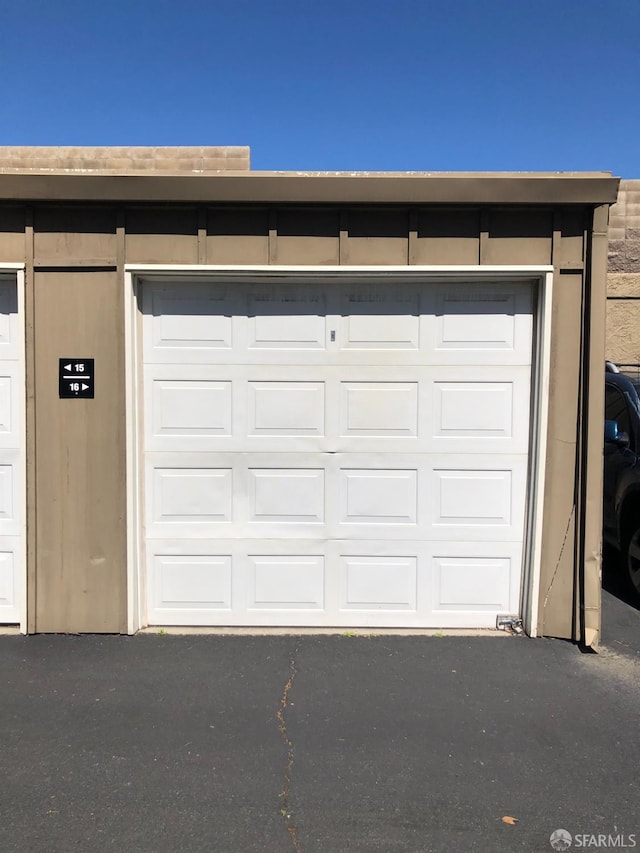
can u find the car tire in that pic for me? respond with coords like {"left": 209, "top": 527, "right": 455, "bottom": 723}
{"left": 623, "top": 522, "right": 640, "bottom": 600}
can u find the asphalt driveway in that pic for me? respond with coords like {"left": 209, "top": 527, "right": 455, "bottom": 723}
{"left": 1, "top": 572, "right": 639, "bottom": 853}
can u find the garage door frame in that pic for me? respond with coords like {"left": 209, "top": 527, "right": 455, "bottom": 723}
{"left": 0, "top": 262, "right": 26, "bottom": 633}
{"left": 124, "top": 264, "right": 554, "bottom": 636}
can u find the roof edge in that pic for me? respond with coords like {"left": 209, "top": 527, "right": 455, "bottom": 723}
{"left": 0, "top": 171, "right": 621, "bottom": 205}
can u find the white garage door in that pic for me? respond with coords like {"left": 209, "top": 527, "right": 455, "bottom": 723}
{"left": 0, "top": 277, "right": 24, "bottom": 624}
{"left": 141, "top": 278, "right": 533, "bottom": 628}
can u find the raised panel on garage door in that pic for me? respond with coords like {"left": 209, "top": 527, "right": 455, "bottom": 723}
{"left": 140, "top": 278, "right": 533, "bottom": 628}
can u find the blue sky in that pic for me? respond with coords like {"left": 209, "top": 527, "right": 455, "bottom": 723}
{"left": 1, "top": 0, "right": 638, "bottom": 175}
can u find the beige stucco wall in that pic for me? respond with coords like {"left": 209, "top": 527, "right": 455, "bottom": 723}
{"left": 0, "top": 146, "right": 250, "bottom": 173}
{"left": 607, "top": 180, "right": 640, "bottom": 366}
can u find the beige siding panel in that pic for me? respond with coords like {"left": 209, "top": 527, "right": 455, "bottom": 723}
{"left": 347, "top": 209, "right": 409, "bottom": 265}
{"left": 125, "top": 208, "right": 198, "bottom": 264}
{"left": 581, "top": 205, "right": 608, "bottom": 648}
{"left": 483, "top": 210, "right": 553, "bottom": 264}
{"left": 34, "top": 270, "right": 126, "bottom": 632}
{"left": 557, "top": 208, "right": 585, "bottom": 267}
{"left": 34, "top": 207, "right": 116, "bottom": 263}
{"left": 276, "top": 209, "right": 339, "bottom": 265}
{"left": 25, "top": 210, "right": 35, "bottom": 632}
{"left": 606, "top": 299, "right": 640, "bottom": 364}
{"left": 207, "top": 208, "right": 269, "bottom": 264}
{"left": 414, "top": 209, "right": 479, "bottom": 264}
{"left": 0, "top": 207, "right": 26, "bottom": 261}
{"left": 538, "top": 272, "right": 582, "bottom": 640}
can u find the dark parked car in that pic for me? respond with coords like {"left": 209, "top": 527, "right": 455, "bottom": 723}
{"left": 604, "top": 364, "right": 640, "bottom": 599}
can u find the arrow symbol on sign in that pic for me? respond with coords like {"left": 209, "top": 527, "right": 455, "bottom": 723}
{"left": 64, "top": 363, "right": 72, "bottom": 371}
{"left": 82, "top": 383, "right": 89, "bottom": 391}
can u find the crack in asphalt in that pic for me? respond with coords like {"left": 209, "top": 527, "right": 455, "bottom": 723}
{"left": 276, "top": 639, "right": 303, "bottom": 852}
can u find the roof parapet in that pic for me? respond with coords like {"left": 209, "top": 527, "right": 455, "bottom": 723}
{"left": 0, "top": 146, "right": 250, "bottom": 173}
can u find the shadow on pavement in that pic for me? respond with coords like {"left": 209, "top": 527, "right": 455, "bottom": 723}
{"left": 602, "top": 544, "right": 640, "bottom": 611}
{"left": 601, "top": 544, "right": 640, "bottom": 658}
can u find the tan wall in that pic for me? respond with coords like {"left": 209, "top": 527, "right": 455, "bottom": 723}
{"left": 607, "top": 180, "right": 640, "bottom": 366}
{"left": 0, "top": 146, "right": 250, "bottom": 173}
{"left": 539, "top": 273, "right": 583, "bottom": 639}
{"left": 33, "top": 271, "right": 126, "bottom": 632}
{"left": 0, "top": 202, "right": 602, "bottom": 639}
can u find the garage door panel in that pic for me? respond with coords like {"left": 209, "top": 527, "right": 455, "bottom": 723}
{"left": 150, "top": 554, "right": 233, "bottom": 611}
{"left": 339, "top": 283, "right": 420, "bottom": 350}
{"left": 334, "top": 457, "right": 422, "bottom": 538}
{"left": 153, "top": 305, "right": 232, "bottom": 350}
{"left": 433, "top": 381, "right": 514, "bottom": 436}
{"left": 0, "top": 365, "right": 23, "bottom": 449}
{"left": 143, "top": 284, "right": 239, "bottom": 358}
{"left": 143, "top": 280, "right": 532, "bottom": 367}
{"left": 339, "top": 468, "right": 418, "bottom": 526}
{"left": 0, "top": 279, "right": 22, "bottom": 624}
{"left": 435, "top": 292, "right": 517, "bottom": 349}
{"left": 0, "top": 452, "right": 21, "bottom": 535}
{"left": 246, "top": 282, "right": 328, "bottom": 329}
{"left": 434, "top": 557, "right": 511, "bottom": 611}
{"left": 151, "top": 467, "right": 233, "bottom": 523}
{"left": 248, "top": 555, "right": 325, "bottom": 611}
{"left": 0, "top": 544, "right": 17, "bottom": 618}
{"left": 147, "top": 541, "right": 326, "bottom": 626}
{"left": 322, "top": 540, "right": 431, "bottom": 626}
{"left": 430, "top": 541, "right": 523, "bottom": 617}
{"left": 146, "top": 456, "right": 235, "bottom": 538}
{"left": 146, "top": 540, "right": 428, "bottom": 626}
{"left": 147, "top": 376, "right": 232, "bottom": 442}
{"left": 427, "top": 457, "right": 527, "bottom": 541}
{"left": 341, "top": 312, "right": 420, "bottom": 350}
{"left": 145, "top": 369, "right": 530, "bottom": 454}
{"left": 425, "top": 366, "right": 531, "bottom": 454}
{"left": 146, "top": 452, "right": 526, "bottom": 541}
{"left": 248, "top": 307, "right": 327, "bottom": 350}
{"left": 141, "top": 278, "right": 533, "bottom": 628}
{"left": 340, "top": 381, "right": 418, "bottom": 436}
{"left": 145, "top": 539, "right": 522, "bottom": 627}
{"left": 248, "top": 467, "right": 325, "bottom": 524}
{"left": 147, "top": 455, "right": 331, "bottom": 539}
{"left": 423, "top": 282, "right": 533, "bottom": 365}
{"left": 340, "top": 555, "right": 418, "bottom": 611}
{"left": 248, "top": 381, "right": 325, "bottom": 436}
{"left": 0, "top": 280, "right": 20, "bottom": 361}
{"left": 149, "top": 453, "right": 427, "bottom": 540}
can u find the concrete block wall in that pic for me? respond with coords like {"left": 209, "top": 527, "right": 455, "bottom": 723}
{"left": 0, "top": 146, "right": 250, "bottom": 173}
{"left": 607, "top": 179, "right": 640, "bottom": 368}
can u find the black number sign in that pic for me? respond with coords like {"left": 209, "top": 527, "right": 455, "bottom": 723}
{"left": 59, "top": 359, "right": 95, "bottom": 399}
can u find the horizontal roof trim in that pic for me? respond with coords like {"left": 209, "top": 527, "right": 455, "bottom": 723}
{"left": 0, "top": 171, "right": 620, "bottom": 204}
